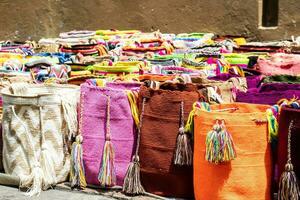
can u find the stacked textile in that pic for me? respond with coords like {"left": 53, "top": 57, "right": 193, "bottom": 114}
{"left": 0, "top": 29, "right": 299, "bottom": 200}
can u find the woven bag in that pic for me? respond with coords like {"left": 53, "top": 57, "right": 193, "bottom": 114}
{"left": 80, "top": 83, "right": 138, "bottom": 187}
{"left": 0, "top": 76, "right": 32, "bottom": 172}
{"left": 2, "top": 83, "right": 79, "bottom": 196}
{"left": 198, "top": 77, "right": 247, "bottom": 104}
{"left": 257, "top": 53, "right": 300, "bottom": 76}
{"left": 194, "top": 103, "right": 272, "bottom": 200}
{"left": 236, "top": 83, "right": 300, "bottom": 105}
{"left": 138, "top": 83, "right": 204, "bottom": 198}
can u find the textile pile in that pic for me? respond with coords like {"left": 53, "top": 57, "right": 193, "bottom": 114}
{"left": 0, "top": 30, "right": 300, "bottom": 199}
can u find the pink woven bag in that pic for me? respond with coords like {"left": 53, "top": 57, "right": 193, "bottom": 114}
{"left": 80, "top": 83, "right": 138, "bottom": 187}
{"left": 257, "top": 53, "right": 300, "bottom": 76}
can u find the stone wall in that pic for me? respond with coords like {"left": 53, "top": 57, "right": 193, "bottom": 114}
{"left": 0, "top": 0, "right": 299, "bottom": 41}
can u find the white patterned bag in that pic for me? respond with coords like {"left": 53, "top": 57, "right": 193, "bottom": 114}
{"left": 1, "top": 83, "right": 79, "bottom": 196}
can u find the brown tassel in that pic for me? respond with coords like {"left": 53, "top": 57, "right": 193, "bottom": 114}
{"left": 278, "top": 120, "right": 300, "bottom": 200}
{"left": 174, "top": 101, "right": 193, "bottom": 166}
{"left": 122, "top": 155, "right": 145, "bottom": 195}
{"left": 122, "top": 98, "right": 146, "bottom": 195}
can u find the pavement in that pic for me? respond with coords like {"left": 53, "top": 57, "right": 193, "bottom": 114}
{"left": 0, "top": 184, "right": 168, "bottom": 200}
{"left": 0, "top": 185, "right": 114, "bottom": 200}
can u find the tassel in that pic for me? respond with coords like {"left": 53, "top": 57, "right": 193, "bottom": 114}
{"left": 174, "top": 127, "right": 193, "bottom": 165}
{"left": 278, "top": 120, "right": 300, "bottom": 200}
{"left": 98, "top": 96, "right": 116, "bottom": 187}
{"left": 98, "top": 139, "right": 116, "bottom": 187}
{"left": 205, "top": 119, "right": 236, "bottom": 164}
{"left": 40, "top": 148, "right": 57, "bottom": 190}
{"left": 122, "top": 98, "right": 146, "bottom": 195}
{"left": 122, "top": 155, "right": 145, "bottom": 195}
{"left": 174, "top": 101, "right": 193, "bottom": 166}
{"left": 25, "top": 164, "right": 43, "bottom": 196}
{"left": 218, "top": 123, "right": 236, "bottom": 162}
{"left": 61, "top": 97, "right": 78, "bottom": 141}
{"left": 70, "top": 135, "right": 87, "bottom": 189}
{"left": 279, "top": 164, "right": 300, "bottom": 200}
{"left": 39, "top": 106, "right": 57, "bottom": 190}
{"left": 11, "top": 105, "right": 43, "bottom": 196}
{"left": 205, "top": 122, "right": 221, "bottom": 164}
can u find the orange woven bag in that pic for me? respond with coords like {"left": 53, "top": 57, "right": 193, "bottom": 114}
{"left": 194, "top": 103, "right": 272, "bottom": 200}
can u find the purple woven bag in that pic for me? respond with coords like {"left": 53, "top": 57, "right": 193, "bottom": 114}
{"left": 236, "top": 83, "right": 300, "bottom": 105}
{"left": 246, "top": 75, "right": 262, "bottom": 89}
{"left": 80, "top": 83, "right": 137, "bottom": 187}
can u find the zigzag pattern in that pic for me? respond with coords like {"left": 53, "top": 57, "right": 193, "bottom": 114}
{"left": 2, "top": 103, "right": 70, "bottom": 188}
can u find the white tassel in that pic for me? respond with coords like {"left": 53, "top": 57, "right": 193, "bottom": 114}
{"left": 39, "top": 106, "right": 57, "bottom": 190}
{"left": 11, "top": 106, "right": 44, "bottom": 196}
{"left": 40, "top": 147, "right": 57, "bottom": 190}
{"left": 61, "top": 99, "right": 78, "bottom": 140}
{"left": 25, "top": 164, "right": 43, "bottom": 196}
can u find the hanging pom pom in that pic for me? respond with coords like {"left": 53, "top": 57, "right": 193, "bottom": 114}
{"left": 218, "top": 120, "right": 236, "bottom": 162}
{"left": 39, "top": 107, "right": 57, "bottom": 190}
{"left": 205, "top": 120, "right": 236, "bottom": 164}
{"left": 70, "top": 135, "right": 87, "bottom": 189}
{"left": 174, "top": 127, "right": 193, "bottom": 165}
{"left": 278, "top": 163, "right": 300, "bottom": 200}
{"left": 25, "top": 163, "right": 43, "bottom": 196}
{"left": 98, "top": 96, "right": 116, "bottom": 187}
{"left": 122, "top": 98, "right": 146, "bottom": 195}
{"left": 278, "top": 120, "right": 300, "bottom": 200}
{"left": 98, "top": 139, "right": 116, "bottom": 187}
{"left": 174, "top": 101, "right": 193, "bottom": 166}
{"left": 40, "top": 147, "right": 57, "bottom": 190}
{"left": 122, "top": 155, "right": 145, "bottom": 195}
{"left": 205, "top": 122, "right": 221, "bottom": 164}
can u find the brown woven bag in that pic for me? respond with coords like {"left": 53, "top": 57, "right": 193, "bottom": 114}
{"left": 138, "top": 82, "right": 204, "bottom": 198}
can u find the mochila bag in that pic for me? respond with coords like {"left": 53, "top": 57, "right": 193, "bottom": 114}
{"left": 257, "top": 53, "right": 300, "bottom": 76}
{"left": 0, "top": 76, "right": 32, "bottom": 173}
{"left": 236, "top": 83, "right": 300, "bottom": 105}
{"left": 197, "top": 77, "right": 247, "bottom": 104}
{"left": 122, "top": 38, "right": 174, "bottom": 55}
{"left": 193, "top": 103, "right": 272, "bottom": 200}
{"left": 79, "top": 83, "right": 138, "bottom": 187}
{"left": 138, "top": 83, "right": 205, "bottom": 198}
{"left": 1, "top": 83, "right": 79, "bottom": 196}
{"left": 246, "top": 75, "right": 262, "bottom": 89}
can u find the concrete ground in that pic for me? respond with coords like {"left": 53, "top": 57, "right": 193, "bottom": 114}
{"left": 0, "top": 185, "right": 113, "bottom": 200}
{"left": 0, "top": 185, "right": 115, "bottom": 200}
{"left": 0, "top": 184, "right": 169, "bottom": 200}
